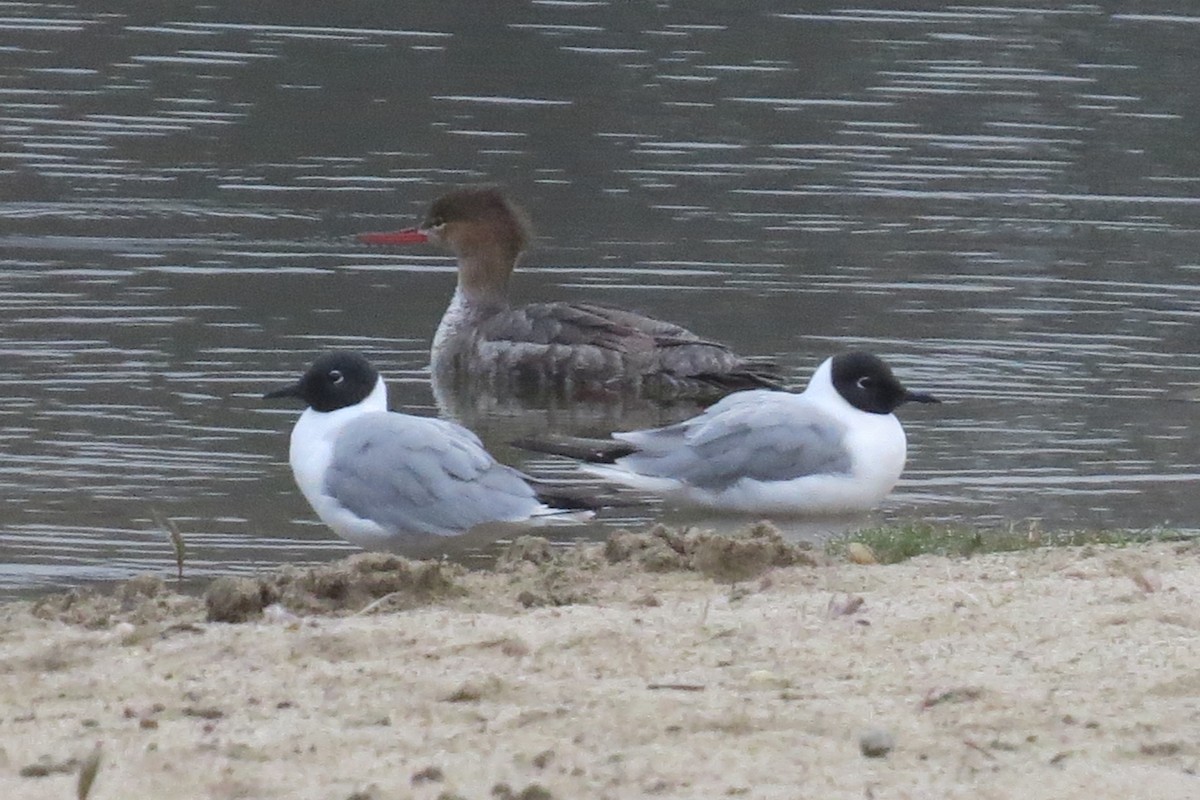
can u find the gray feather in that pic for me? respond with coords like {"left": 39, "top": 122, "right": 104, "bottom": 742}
{"left": 614, "top": 392, "right": 852, "bottom": 490}
{"left": 464, "top": 301, "right": 781, "bottom": 395}
{"left": 325, "top": 412, "right": 543, "bottom": 536}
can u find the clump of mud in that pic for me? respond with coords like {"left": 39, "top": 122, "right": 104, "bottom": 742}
{"left": 204, "top": 577, "right": 275, "bottom": 624}
{"left": 495, "top": 535, "right": 606, "bottom": 608}
{"left": 30, "top": 575, "right": 203, "bottom": 629}
{"left": 496, "top": 535, "right": 557, "bottom": 568}
{"left": 604, "top": 521, "right": 823, "bottom": 581}
{"left": 206, "top": 552, "right": 465, "bottom": 622}
{"left": 24, "top": 522, "right": 824, "bottom": 627}
{"left": 493, "top": 522, "right": 823, "bottom": 608}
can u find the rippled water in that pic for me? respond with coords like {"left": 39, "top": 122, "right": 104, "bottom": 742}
{"left": 3, "top": 4, "right": 1199, "bottom": 596}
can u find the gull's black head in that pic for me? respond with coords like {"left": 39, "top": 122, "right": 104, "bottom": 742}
{"left": 264, "top": 351, "right": 379, "bottom": 413}
{"left": 830, "top": 351, "right": 939, "bottom": 415}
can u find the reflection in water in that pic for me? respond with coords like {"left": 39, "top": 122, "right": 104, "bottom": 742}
{"left": 2, "top": 4, "right": 1200, "bottom": 595}
{"left": 431, "top": 365, "right": 711, "bottom": 439}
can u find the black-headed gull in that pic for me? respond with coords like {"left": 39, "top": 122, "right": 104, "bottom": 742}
{"left": 265, "top": 351, "right": 585, "bottom": 550}
{"left": 521, "top": 352, "right": 939, "bottom": 514}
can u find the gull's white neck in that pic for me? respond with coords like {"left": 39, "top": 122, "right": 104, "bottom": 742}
{"left": 801, "top": 358, "right": 845, "bottom": 408}
{"left": 804, "top": 356, "right": 908, "bottom": 507}
{"left": 288, "top": 377, "right": 388, "bottom": 509}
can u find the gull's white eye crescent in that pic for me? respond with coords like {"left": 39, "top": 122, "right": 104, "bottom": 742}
{"left": 856, "top": 376, "right": 873, "bottom": 390}
{"left": 329, "top": 370, "right": 344, "bottom": 384}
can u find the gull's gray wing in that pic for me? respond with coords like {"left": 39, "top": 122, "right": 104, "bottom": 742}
{"left": 613, "top": 391, "right": 851, "bottom": 490}
{"left": 325, "top": 412, "right": 543, "bottom": 536}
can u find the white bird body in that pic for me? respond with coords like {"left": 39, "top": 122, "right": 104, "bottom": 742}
{"left": 268, "top": 352, "right": 571, "bottom": 551}
{"left": 287, "top": 377, "right": 393, "bottom": 549}
{"left": 577, "top": 354, "right": 934, "bottom": 514}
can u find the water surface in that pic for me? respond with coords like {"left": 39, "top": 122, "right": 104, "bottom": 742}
{"left": 3, "top": 3, "right": 1200, "bottom": 596}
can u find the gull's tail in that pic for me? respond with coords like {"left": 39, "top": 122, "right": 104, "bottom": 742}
{"left": 513, "top": 434, "right": 638, "bottom": 465}
{"left": 527, "top": 478, "right": 643, "bottom": 512}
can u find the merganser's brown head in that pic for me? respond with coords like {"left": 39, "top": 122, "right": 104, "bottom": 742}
{"left": 421, "top": 187, "right": 531, "bottom": 262}
{"left": 360, "top": 186, "right": 533, "bottom": 304}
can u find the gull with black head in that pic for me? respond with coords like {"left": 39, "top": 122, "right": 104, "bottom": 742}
{"left": 264, "top": 351, "right": 586, "bottom": 551}
{"left": 519, "top": 352, "right": 939, "bottom": 514}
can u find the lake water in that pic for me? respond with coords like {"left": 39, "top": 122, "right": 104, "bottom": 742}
{"left": 3, "top": 4, "right": 1200, "bottom": 596}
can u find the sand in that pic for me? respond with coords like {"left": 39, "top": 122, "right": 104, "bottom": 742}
{"left": 3, "top": 524, "right": 1200, "bottom": 800}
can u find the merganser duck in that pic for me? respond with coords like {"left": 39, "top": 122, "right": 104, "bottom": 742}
{"left": 518, "top": 352, "right": 939, "bottom": 514}
{"left": 264, "top": 351, "right": 587, "bottom": 551}
{"left": 359, "top": 187, "right": 780, "bottom": 401}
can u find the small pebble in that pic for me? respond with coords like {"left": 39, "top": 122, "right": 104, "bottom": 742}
{"left": 846, "top": 543, "right": 878, "bottom": 565}
{"left": 859, "top": 728, "right": 895, "bottom": 758}
{"left": 411, "top": 765, "right": 444, "bottom": 784}
{"left": 745, "top": 669, "right": 790, "bottom": 689}
{"left": 515, "top": 784, "right": 554, "bottom": 800}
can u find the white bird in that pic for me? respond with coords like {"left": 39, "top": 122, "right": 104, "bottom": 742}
{"left": 520, "top": 352, "right": 939, "bottom": 514}
{"left": 264, "top": 351, "right": 585, "bottom": 551}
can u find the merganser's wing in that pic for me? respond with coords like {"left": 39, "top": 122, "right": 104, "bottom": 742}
{"left": 565, "top": 302, "right": 710, "bottom": 346}
{"left": 478, "top": 301, "right": 660, "bottom": 351}
{"left": 476, "top": 302, "right": 781, "bottom": 391}
{"left": 324, "top": 412, "right": 545, "bottom": 536}
{"left": 611, "top": 391, "right": 851, "bottom": 490}
{"left": 555, "top": 303, "right": 780, "bottom": 385}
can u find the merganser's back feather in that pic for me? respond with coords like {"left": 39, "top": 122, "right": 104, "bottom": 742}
{"left": 472, "top": 300, "right": 783, "bottom": 396}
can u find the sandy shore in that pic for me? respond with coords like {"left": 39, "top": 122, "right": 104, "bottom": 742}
{"left": 3, "top": 525, "right": 1200, "bottom": 800}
